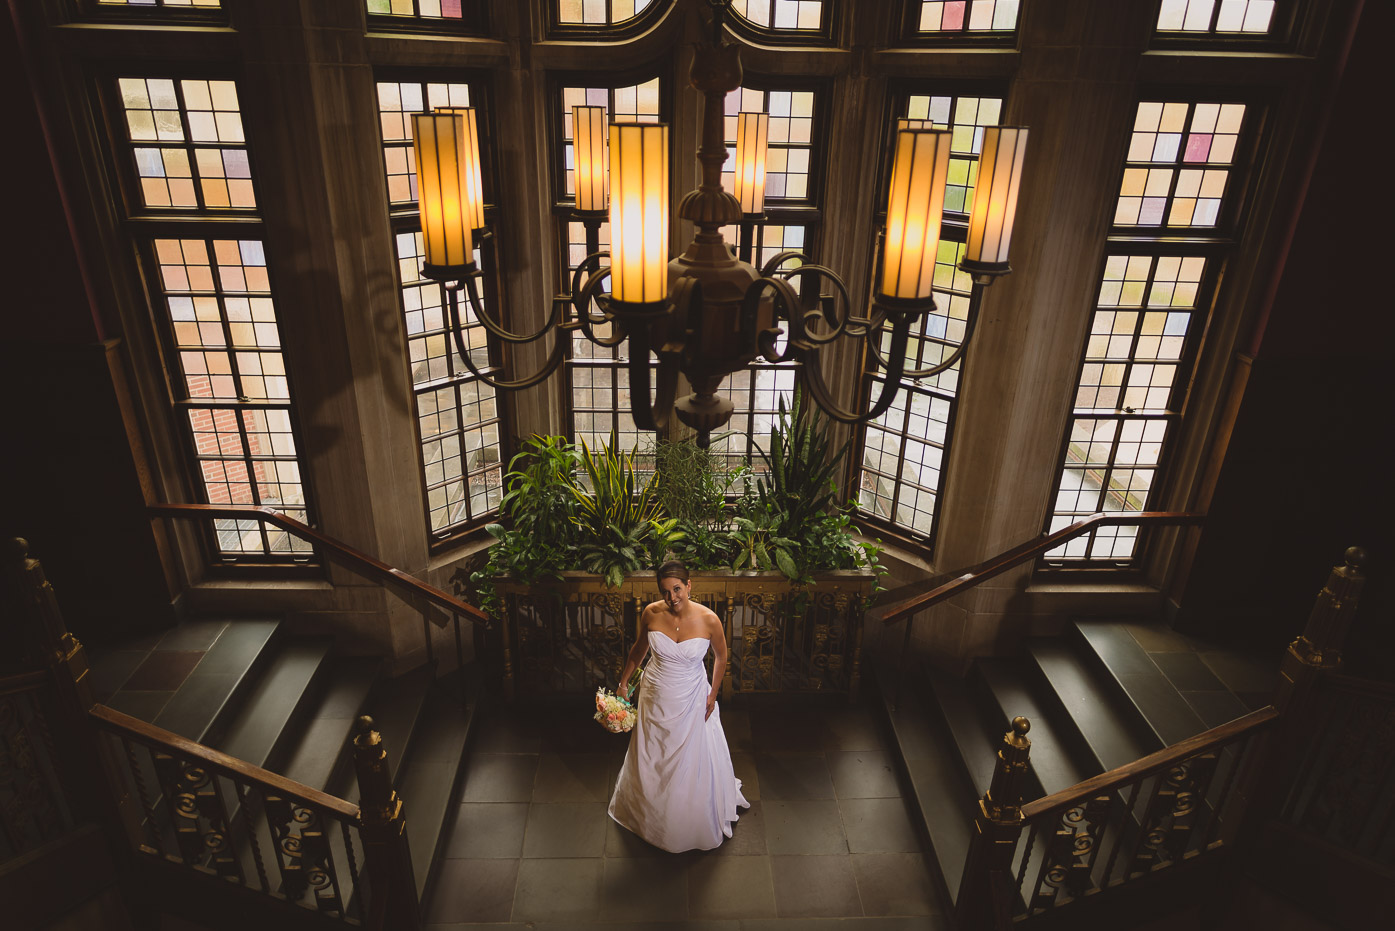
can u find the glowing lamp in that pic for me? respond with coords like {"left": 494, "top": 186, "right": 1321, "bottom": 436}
{"left": 733, "top": 112, "right": 769, "bottom": 215}
{"left": 609, "top": 121, "right": 669, "bottom": 304}
{"left": 412, "top": 112, "right": 475, "bottom": 278}
{"left": 572, "top": 105, "right": 608, "bottom": 214}
{"left": 964, "top": 126, "right": 1028, "bottom": 277}
{"left": 879, "top": 128, "right": 952, "bottom": 302}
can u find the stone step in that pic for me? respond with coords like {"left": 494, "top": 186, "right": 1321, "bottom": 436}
{"left": 1027, "top": 638, "right": 1160, "bottom": 773}
{"left": 1072, "top": 620, "right": 1210, "bottom": 748}
{"left": 214, "top": 639, "right": 333, "bottom": 771}
{"left": 976, "top": 657, "right": 1096, "bottom": 799}
{"left": 924, "top": 663, "right": 999, "bottom": 797}
{"left": 400, "top": 667, "right": 480, "bottom": 903}
{"left": 876, "top": 665, "right": 977, "bottom": 907}
{"left": 324, "top": 663, "right": 434, "bottom": 802}
{"left": 275, "top": 656, "right": 382, "bottom": 792}
{"left": 150, "top": 618, "right": 281, "bottom": 744}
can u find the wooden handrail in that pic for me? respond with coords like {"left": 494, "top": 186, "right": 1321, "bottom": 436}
{"left": 89, "top": 703, "right": 359, "bottom": 820}
{"left": 1020, "top": 705, "right": 1278, "bottom": 821}
{"left": 148, "top": 502, "right": 490, "bottom": 629}
{"left": 869, "top": 511, "right": 1205, "bottom": 626}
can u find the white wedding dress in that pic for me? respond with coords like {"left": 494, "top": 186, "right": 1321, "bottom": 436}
{"left": 608, "top": 631, "right": 749, "bottom": 852}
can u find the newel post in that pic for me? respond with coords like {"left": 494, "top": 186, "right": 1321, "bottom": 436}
{"left": 353, "top": 715, "right": 421, "bottom": 930}
{"left": 1242, "top": 546, "right": 1366, "bottom": 833}
{"left": 2, "top": 537, "right": 137, "bottom": 835}
{"left": 956, "top": 716, "right": 1031, "bottom": 930}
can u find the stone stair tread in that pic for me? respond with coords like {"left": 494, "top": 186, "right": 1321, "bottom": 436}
{"left": 926, "top": 664, "right": 997, "bottom": 795}
{"left": 215, "top": 639, "right": 332, "bottom": 770}
{"left": 277, "top": 656, "right": 382, "bottom": 791}
{"left": 977, "top": 657, "right": 1095, "bottom": 798}
{"left": 325, "top": 664, "right": 434, "bottom": 801}
{"left": 151, "top": 618, "right": 281, "bottom": 743}
{"left": 877, "top": 667, "right": 977, "bottom": 906}
{"left": 400, "top": 670, "right": 479, "bottom": 902}
{"left": 1028, "top": 639, "right": 1158, "bottom": 771}
{"left": 1073, "top": 621, "right": 1210, "bottom": 747}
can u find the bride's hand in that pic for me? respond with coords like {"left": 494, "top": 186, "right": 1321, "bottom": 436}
{"left": 705, "top": 692, "right": 716, "bottom": 720}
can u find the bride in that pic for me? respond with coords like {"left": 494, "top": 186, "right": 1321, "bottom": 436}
{"left": 608, "top": 560, "right": 749, "bottom": 852}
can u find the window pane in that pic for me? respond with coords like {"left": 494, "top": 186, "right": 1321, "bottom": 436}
{"left": 556, "top": 0, "right": 654, "bottom": 25}
{"left": 731, "top": 0, "right": 824, "bottom": 31}
{"left": 154, "top": 237, "right": 310, "bottom": 556}
{"left": 117, "top": 77, "right": 255, "bottom": 211}
{"left": 1115, "top": 100, "right": 1246, "bottom": 230}
{"left": 1156, "top": 0, "right": 1276, "bottom": 34}
{"left": 376, "top": 80, "right": 473, "bottom": 206}
{"left": 904, "top": 92, "right": 1004, "bottom": 215}
{"left": 917, "top": 1, "right": 1021, "bottom": 33}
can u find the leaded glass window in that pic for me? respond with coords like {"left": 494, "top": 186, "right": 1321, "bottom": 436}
{"left": 1046, "top": 255, "right": 1210, "bottom": 562}
{"left": 853, "top": 92, "right": 1003, "bottom": 543}
{"left": 731, "top": 0, "right": 824, "bottom": 31}
{"left": 376, "top": 78, "right": 506, "bottom": 538}
{"left": 153, "top": 236, "right": 311, "bottom": 556}
{"left": 1115, "top": 100, "right": 1246, "bottom": 229}
{"left": 559, "top": 79, "right": 663, "bottom": 453}
{"left": 556, "top": 0, "right": 656, "bottom": 26}
{"left": 916, "top": 0, "right": 1020, "bottom": 33}
{"left": 1157, "top": 0, "right": 1277, "bottom": 34}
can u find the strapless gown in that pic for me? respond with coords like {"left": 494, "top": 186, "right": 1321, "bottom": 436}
{"left": 607, "top": 631, "right": 749, "bottom": 852}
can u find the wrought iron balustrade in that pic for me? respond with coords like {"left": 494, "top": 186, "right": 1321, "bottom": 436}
{"left": 483, "top": 570, "right": 876, "bottom": 701}
{"left": 90, "top": 703, "right": 371, "bottom": 923}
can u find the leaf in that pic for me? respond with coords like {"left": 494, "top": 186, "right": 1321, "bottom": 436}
{"left": 774, "top": 547, "right": 799, "bottom": 581}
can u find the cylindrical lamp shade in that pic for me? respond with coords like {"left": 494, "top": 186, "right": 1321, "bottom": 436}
{"left": 895, "top": 118, "right": 936, "bottom": 131}
{"left": 609, "top": 122, "right": 669, "bottom": 304}
{"left": 879, "top": 128, "right": 952, "bottom": 302}
{"left": 964, "top": 126, "right": 1028, "bottom": 271}
{"left": 434, "top": 107, "right": 487, "bottom": 231}
{"left": 412, "top": 112, "right": 475, "bottom": 276}
{"left": 733, "top": 112, "right": 769, "bottom": 215}
{"left": 572, "top": 105, "right": 608, "bottom": 213}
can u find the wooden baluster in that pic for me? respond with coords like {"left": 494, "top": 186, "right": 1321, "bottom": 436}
{"left": 957, "top": 716, "right": 1032, "bottom": 930}
{"left": 353, "top": 715, "right": 420, "bottom": 930}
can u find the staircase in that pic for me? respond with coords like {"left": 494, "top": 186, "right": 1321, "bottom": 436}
{"left": 879, "top": 616, "right": 1280, "bottom": 908}
{"left": 90, "top": 617, "right": 479, "bottom": 911}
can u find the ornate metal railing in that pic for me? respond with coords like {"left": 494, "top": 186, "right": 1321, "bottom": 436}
{"left": 1015, "top": 706, "right": 1276, "bottom": 917}
{"left": 0, "top": 670, "right": 75, "bottom": 861}
{"left": 485, "top": 570, "right": 876, "bottom": 700}
{"left": 89, "top": 704, "right": 417, "bottom": 927}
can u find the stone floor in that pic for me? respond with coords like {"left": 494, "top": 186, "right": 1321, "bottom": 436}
{"left": 425, "top": 690, "right": 949, "bottom": 928}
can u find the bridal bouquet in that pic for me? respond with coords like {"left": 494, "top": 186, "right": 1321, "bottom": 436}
{"left": 594, "top": 688, "right": 637, "bottom": 733}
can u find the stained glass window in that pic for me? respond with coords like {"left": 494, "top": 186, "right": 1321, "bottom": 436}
{"left": 375, "top": 78, "right": 505, "bottom": 537}
{"left": 556, "top": 0, "right": 656, "bottom": 25}
{"left": 97, "top": 0, "right": 220, "bottom": 7}
{"left": 117, "top": 78, "right": 254, "bottom": 211}
{"left": 1157, "top": 0, "right": 1277, "bottom": 34}
{"left": 852, "top": 92, "right": 1002, "bottom": 541}
{"left": 377, "top": 81, "right": 474, "bottom": 206}
{"left": 1046, "top": 254, "right": 1209, "bottom": 562}
{"left": 857, "top": 240, "right": 970, "bottom": 539}
{"left": 153, "top": 237, "right": 311, "bottom": 556}
{"left": 917, "top": 0, "right": 1020, "bottom": 32}
{"left": 721, "top": 87, "right": 815, "bottom": 204}
{"left": 366, "top": 0, "right": 466, "bottom": 19}
{"left": 1115, "top": 101, "right": 1246, "bottom": 229}
{"left": 731, "top": 0, "right": 823, "bottom": 30}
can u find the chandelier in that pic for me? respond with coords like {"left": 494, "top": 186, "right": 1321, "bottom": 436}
{"left": 411, "top": 0, "right": 1027, "bottom": 447}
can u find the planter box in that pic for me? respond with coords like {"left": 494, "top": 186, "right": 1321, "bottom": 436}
{"left": 482, "top": 570, "right": 876, "bottom": 702}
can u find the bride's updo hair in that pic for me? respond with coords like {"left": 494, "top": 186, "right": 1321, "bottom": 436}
{"left": 656, "top": 560, "right": 689, "bottom": 584}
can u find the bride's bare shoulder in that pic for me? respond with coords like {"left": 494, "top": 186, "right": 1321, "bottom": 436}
{"left": 640, "top": 600, "right": 666, "bottom": 624}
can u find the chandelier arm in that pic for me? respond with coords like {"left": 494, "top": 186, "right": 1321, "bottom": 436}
{"left": 576, "top": 279, "right": 629, "bottom": 349}
{"left": 866, "top": 281, "right": 983, "bottom": 380}
{"left": 571, "top": 251, "right": 614, "bottom": 328}
{"left": 774, "top": 264, "right": 853, "bottom": 345}
{"left": 742, "top": 276, "right": 804, "bottom": 364}
{"left": 455, "top": 273, "right": 560, "bottom": 345}
{"left": 446, "top": 283, "right": 568, "bottom": 390}
{"left": 800, "top": 311, "right": 915, "bottom": 425}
